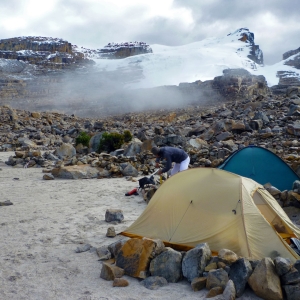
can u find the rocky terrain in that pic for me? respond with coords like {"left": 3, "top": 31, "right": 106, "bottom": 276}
{"left": 2, "top": 84, "right": 300, "bottom": 299}
{"left": 1, "top": 74, "right": 300, "bottom": 203}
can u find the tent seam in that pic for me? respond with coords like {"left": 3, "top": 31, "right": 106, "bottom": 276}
{"left": 240, "top": 179, "right": 252, "bottom": 257}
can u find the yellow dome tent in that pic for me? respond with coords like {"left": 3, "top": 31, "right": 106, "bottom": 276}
{"left": 121, "top": 168, "right": 300, "bottom": 261}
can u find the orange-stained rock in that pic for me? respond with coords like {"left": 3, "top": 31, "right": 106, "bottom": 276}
{"left": 115, "top": 238, "right": 156, "bottom": 278}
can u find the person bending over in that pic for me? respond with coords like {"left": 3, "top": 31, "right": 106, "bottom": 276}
{"left": 151, "top": 146, "right": 190, "bottom": 176}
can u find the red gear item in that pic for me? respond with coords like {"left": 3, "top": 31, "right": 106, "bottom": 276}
{"left": 125, "top": 188, "right": 138, "bottom": 196}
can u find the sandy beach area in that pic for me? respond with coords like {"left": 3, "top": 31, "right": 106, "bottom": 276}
{"left": 0, "top": 151, "right": 261, "bottom": 300}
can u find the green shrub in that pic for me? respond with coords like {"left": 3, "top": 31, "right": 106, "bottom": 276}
{"left": 98, "top": 132, "right": 124, "bottom": 153}
{"left": 75, "top": 132, "right": 91, "bottom": 147}
{"left": 123, "top": 130, "right": 133, "bottom": 143}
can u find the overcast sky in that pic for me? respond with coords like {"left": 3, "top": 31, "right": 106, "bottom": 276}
{"left": 1, "top": 0, "right": 300, "bottom": 65}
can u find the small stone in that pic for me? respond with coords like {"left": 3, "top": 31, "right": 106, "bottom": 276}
{"left": 113, "top": 278, "right": 129, "bottom": 287}
{"left": 0, "top": 200, "right": 13, "bottom": 206}
{"left": 191, "top": 277, "right": 206, "bottom": 291}
{"left": 205, "top": 262, "right": 217, "bottom": 271}
{"left": 43, "top": 174, "right": 55, "bottom": 180}
{"left": 100, "top": 262, "right": 124, "bottom": 281}
{"left": 106, "top": 226, "right": 116, "bottom": 237}
{"left": 141, "top": 276, "right": 168, "bottom": 290}
{"left": 75, "top": 244, "right": 91, "bottom": 253}
{"left": 206, "top": 286, "right": 223, "bottom": 298}
{"left": 105, "top": 209, "right": 124, "bottom": 223}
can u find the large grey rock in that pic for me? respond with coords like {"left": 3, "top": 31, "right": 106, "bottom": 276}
{"left": 281, "top": 267, "right": 300, "bottom": 285}
{"left": 18, "top": 137, "right": 37, "bottom": 148}
{"left": 51, "top": 165, "right": 99, "bottom": 179}
{"left": 223, "top": 279, "right": 236, "bottom": 300}
{"left": 182, "top": 243, "right": 211, "bottom": 282}
{"left": 229, "top": 257, "right": 252, "bottom": 297}
{"left": 149, "top": 247, "right": 182, "bottom": 283}
{"left": 274, "top": 257, "right": 292, "bottom": 276}
{"left": 55, "top": 143, "right": 76, "bottom": 159}
{"left": 89, "top": 132, "right": 103, "bottom": 152}
{"left": 120, "top": 163, "right": 138, "bottom": 177}
{"left": 283, "top": 283, "right": 300, "bottom": 300}
{"left": 123, "top": 142, "right": 142, "bottom": 156}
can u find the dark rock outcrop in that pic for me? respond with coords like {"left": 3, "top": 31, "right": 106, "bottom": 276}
{"left": 0, "top": 36, "right": 91, "bottom": 67}
{"left": 97, "top": 41, "right": 153, "bottom": 59}
{"left": 271, "top": 47, "right": 300, "bottom": 95}
{"left": 228, "top": 28, "right": 264, "bottom": 65}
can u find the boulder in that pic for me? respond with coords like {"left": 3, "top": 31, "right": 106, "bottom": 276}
{"left": 55, "top": 143, "right": 76, "bottom": 159}
{"left": 274, "top": 257, "right": 292, "bottom": 276}
{"left": 116, "top": 238, "right": 156, "bottom": 278}
{"left": 120, "top": 163, "right": 138, "bottom": 177}
{"left": 281, "top": 267, "right": 300, "bottom": 285}
{"left": 89, "top": 132, "right": 103, "bottom": 152}
{"left": 149, "top": 247, "right": 182, "bottom": 283}
{"left": 248, "top": 257, "right": 283, "bottom": 300}
{"left": 123, "top": 142, "right": 142, "bottom": 156}
{"left": 182, "top": 243, "right": 211, "bottom": 282}
{"left": 223, "top": 279, "right": 236, "bottom": 300}
{"left": 229, "top": 257, "right": 252, "bottom": 297}
{"left": 283, "top": 283, "right": 300, "bottom": 300}
{"left": 51, "top": 165, "right": 99, "bottom": 179}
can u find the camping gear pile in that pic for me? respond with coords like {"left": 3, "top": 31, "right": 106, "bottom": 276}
{"left": 125, "top": 169, "right": 163, "bottom": 202}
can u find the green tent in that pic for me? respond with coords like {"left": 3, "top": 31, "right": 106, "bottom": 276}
{"left": 218, "top": 145, "right": 299, "bottom": 191}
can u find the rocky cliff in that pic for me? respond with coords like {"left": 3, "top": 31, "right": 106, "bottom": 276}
{"left": 74, "top": 41, "right": 153, "bottom": 59}
{"left": 271, "top": 47, "right": 300, "bottom": 95}
{"left": 229, "top": 28, "right": 264, "bottom": 65}
{"left": 0, "top": 36, "right": 92, "bottom": 68}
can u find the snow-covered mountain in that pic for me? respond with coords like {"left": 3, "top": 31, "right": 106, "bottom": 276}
{"left": 86, "top": 28, "right": 299, "bottom": 89}
{"left": 0, "top": 28, "right": 299, "bottom": 117}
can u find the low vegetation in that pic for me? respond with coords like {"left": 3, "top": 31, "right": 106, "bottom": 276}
{"left": 98, "top": 130, "right": 132, "bottom": 153}
{"left": 75, "top": 132, "right": 91, "bottom": 147}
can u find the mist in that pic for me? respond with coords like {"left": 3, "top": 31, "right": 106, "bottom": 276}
{"left": 18, "top": 65, "right": 220, "bottom": 118}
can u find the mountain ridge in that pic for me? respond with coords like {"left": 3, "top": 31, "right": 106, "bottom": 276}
{"left": 0, "top": 28, "right": 299, "bottom": 117}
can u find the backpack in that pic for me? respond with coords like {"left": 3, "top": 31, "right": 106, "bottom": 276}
{"left": 138, "top": 175, "right": 155, "bottom": 189}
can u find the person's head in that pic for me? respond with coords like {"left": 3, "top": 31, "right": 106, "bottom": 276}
{"left": 151, "top": 146, "right": 161, "bottom": 157}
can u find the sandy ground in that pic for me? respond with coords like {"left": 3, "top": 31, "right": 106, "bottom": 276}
{"left": 0, "top": 152, "right": 262, "bottom": 300}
